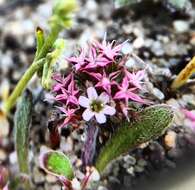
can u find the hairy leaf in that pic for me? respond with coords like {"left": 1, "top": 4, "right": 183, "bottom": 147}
{"left": 95, "top": 105, "right": 174, "bottom": 173}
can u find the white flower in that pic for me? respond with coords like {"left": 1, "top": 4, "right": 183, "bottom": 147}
{"left": 79, "top": 87, "right": 116, "bottom": 124}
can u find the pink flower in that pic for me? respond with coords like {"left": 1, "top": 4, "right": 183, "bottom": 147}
{"left": 51, "top": 38, "right": 149, "bottom": 125}
{"left": 52, "top": 73, "right": 72, "bottom": 92}
{"left": 95, "top": 70, "right": 120, "bottom": 94}
{"left": 67, "top": 48, "right": 86, "bottom": 71}
{"left": 79, "top": 87, "right": 116, "bottom": 124}
{"left": 114, "top": 76, "right": 145, "bottom": 104}
{"left": 84, "top": 46, "right": 111, "bottom": 69}
{"left": 94, "top": 39, "right": 123, "bottom": 60}
{"left": 57, "top": 107, "right": 77, "bottom": 127}
{"left": 125, "top": 69, "right": 145, "bottom": 89}
{"left": 53, "top": 74, "right": 79, "bottom": 106}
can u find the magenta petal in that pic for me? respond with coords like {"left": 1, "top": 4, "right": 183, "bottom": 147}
{"left": 182, "top": 109, "right": 195, "bottom": 121}
{"left": 127, "top": 90, "right": 145, "bottom": 103}
{"left": 113, "top": 91, "right": 125, "bottom": 100}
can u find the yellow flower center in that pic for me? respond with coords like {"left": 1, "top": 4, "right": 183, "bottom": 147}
{"left": 90, "top": 100, "right": 104, "bottom": 113}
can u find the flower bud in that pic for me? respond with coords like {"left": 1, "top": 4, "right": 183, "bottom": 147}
{"left": 50, "top": 0, "right": 78, "bottom": 29}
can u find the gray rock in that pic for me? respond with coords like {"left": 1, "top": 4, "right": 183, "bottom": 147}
{"left": 33, "top": 168, "right": 45, "bottom": 184}
{"left": 151, "top": 41, "right": 165, "bottom": 56}
{"left": 173, "top": 20, "right": 190, "bottom": 33}
{"left": 123, "top": 155, "right": 136, "bottom": 165}
{"left": 134, "top": 165, "right": 144, "bottom": 173}
{"left": 98, "top": 186, "right": 108, "bottom": 190}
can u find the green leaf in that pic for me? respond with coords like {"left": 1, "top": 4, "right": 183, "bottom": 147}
{"left": 35, "top": 27, "right": 45, "bottom": 58}
{"left": 14, "top": 90, "right": 32, "bottom": 175}
{"left": 14, "top": 89, "right": 32, "bottom": 189}
{"left": 95, "top": 105, "right": 174, "bottom": 173}
{"left": 40, "top": 151, "right": 74, "bottom": 180}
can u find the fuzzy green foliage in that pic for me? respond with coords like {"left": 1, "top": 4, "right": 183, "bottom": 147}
{"left": 2, "top": 0, "right": 77, "bottom": 113}
{"left": 42, "top": 39, "right": 65, "bottom": 90}
{"left": 42, "top": 151, "right": 74, "bottom": 180}
{"left": 14, "top": 90, "right": 33, "bottom": 189}
{"left": 50, "top": 0, "right": 78, "bottom": 29}
{"left": 14, "top": 90, "right": 32, "bottom": 175}
{"left": 95, "top": 105, "right": 174, "bottom": 173}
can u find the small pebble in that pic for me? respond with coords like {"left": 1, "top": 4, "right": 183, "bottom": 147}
{"left": 165, "top": 159, "right": 176, "bottom": 168}
{"left": 151, "top": 41, "right": 165, "bottom": 56}
{"left": 9, "top": 152, "right": 17, "bottom": 165}
{"left": 33, "top": 168, "right": 45, "bottom": 184}
{"left": 173, "top": 20, "right": 189, "bottom": 33}
{"left": 123, "top": 155, "right": 136, "bottom": 165}
{"left": 133, "top": 37, "right": 144, "bottom": 49}
{"left": 134, "top": 165, "right": 144, "bottom": 173}
{"left": 190, "top": 33, "right": 195, "bottom": 45}
{"left": 152, "top": 88, "right": 165, "bottom": 100}
{"left": 0, "top": 112, "right": 9, "bottom": 138}
{"left": 164, "top": 131, "right": 177, "bottom": 149}
{"left": 168, "top": 148, "right": 182, "bottom": 159}
{"left": 0, "top": 149, "right": 7, "bottom": 162}
{"left": 125, "top": 58, "right": 136, "bottom": 68}
{"left": 121, "top": 42, "right": 133, "bottom": 54}
{"left": 98, "top": 186, "right": 108, "bottom": 190}
{"left": 45, "top": 174, "right": 57, "bottom": 184}
{"left": 137, "top": 159, "right": 147, "bottom": 167}
{"left": 127, "top": 166, "right": 134, "bottom": 176}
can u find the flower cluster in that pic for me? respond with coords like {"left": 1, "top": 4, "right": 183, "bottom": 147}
{"left": 52, "top": 38, "right": 148, "bottom": 126}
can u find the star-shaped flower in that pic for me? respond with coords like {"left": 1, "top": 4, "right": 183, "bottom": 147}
{"left": 67, "top": 48, "right": 86, "bottom": 71}
{"left": 125, "top": 69, "right": 145, "bottom": 89}
{"left": 114, "top": 76, "right": 145, "bottom": 104}
{"left": 52, "top": 73, "right": 72, "bottom": 92}
{"left": 95, "top": 70, "right": 120, "bottom": 95}
{"left": 53, "top": 74, "right": 79, "bottom": 106}
{"left": 94, "top": 39, "right": 123, "bottom": 60}
{"left": 57, "top": 107, "right": 78, "bottom": 127}
{"left": 84, "top": 46, "right": 111, "bottom": 69}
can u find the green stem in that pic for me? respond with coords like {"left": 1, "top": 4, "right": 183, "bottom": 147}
{"left": 2, "top": 25, "right": 62, "bottom": 114}
{"left": 36, "top": 25, "right": 61, "bottom": 60}
{"left": 2, "top": 59, "right": 44, "bottom": 114}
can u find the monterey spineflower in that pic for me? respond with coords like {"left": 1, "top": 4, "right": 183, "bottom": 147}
{"left": 51, "top": 38, "right": 149, "bottom": 128}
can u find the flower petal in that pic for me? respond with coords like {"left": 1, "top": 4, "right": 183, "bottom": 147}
{"left": 102, "top": 105, "right": 116, "bottom": 116}
{"left": 99, "top": 92, "right": 109, "bottom": 104}
{"left": 79, "top": 96, "right": 90, "bottom": 108}
{"left": 87, "top": 87, "right": 98, "bottom": 100}
{"left": 127, "top": 90, "right": 145, "bottom": 103}
{"left": 82, "top": 109, "right": 94, "bottom": 121}
{"left": 95, "top": 113, "right": 106, "bottom": 124}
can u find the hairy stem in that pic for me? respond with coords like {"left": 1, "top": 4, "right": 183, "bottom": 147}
{"left": 2, "top": 59, "right": 44, "bottom": 113}
{"left": 82, "top": 122, "right": 99, "bottom": 166}
{"left": 2, "top": 25, "right": 62, "bottom": 114}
